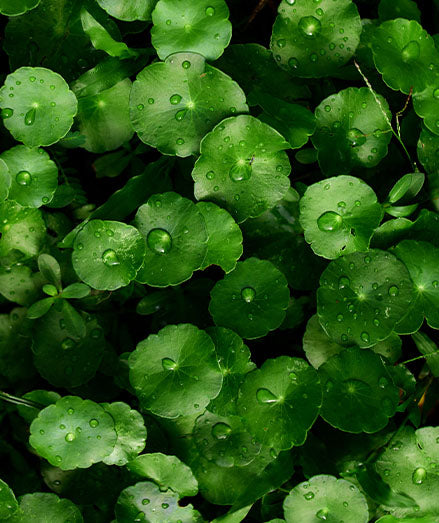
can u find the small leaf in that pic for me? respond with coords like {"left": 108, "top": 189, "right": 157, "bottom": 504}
{"left": 0, "top": 0, "right": 40, "bottom": 16}
{"left": 387, "top": 172, "right": 425, "bottom": 204}
{"left": 27, "top": 297, "right": 54, "bottom": 319}
{"left": 38, "top": 253, "right": 62, "bottom": 291}
{"left": 61, "top": 283, "right": 91, "bottom": 299}
{"left": 96, "top": 0, "right": 156, "bottom": 21}
{"left": 10, "top": 492, "right": 83, "bottom": 522}
{"left": 0, "top": 479, "right": 18, "bottom": 520}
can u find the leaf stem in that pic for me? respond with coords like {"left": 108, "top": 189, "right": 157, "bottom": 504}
{"left": 0, "top": 391, "right": 44, "bottom": 410}
{"left": 353, "top": 61, "right": 415, "bottom": 171}
{"left": 399, "top": 349, "right": 439, "bottom": 366}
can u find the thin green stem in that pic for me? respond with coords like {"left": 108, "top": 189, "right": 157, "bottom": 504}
{"left": 354, "top": 61, "right": 415, "bottom": 171}
{"left": 399, "top": 350, "right": 439, "bottom": 366}
{"left": 0, "top": 391, "right": 44, "bottom": 410}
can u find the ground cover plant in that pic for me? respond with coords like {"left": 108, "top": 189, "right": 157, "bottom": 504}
{"left": 1, "top": 0, "right": 439, "bottom": 521}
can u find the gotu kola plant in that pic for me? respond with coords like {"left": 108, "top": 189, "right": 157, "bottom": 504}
{"left": 1, "top": 0, "right": 439, "bottom": 521}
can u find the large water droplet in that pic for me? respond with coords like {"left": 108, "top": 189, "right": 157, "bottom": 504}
{"left": 24, "top": 107, "right": 36, "bottom": 126}
{"left": 211, "top": 422, "right": 232, "bottom": 440}
{"left": 379, "top": 376, "right": 389, "bottom": 388}
{"left": 16, "top": 170, "right": 32, "bottom": 186}
{"left": 361, "top": 331, "right": 370, "bottom": 344}
{"left": 205, "top": 6, "right": 215, "bottom": 16}
{"left": 229, "top": 161, "right": 252, "bottom": 182}
{"left": 317, "top": 211, "right": 343, "bottom": 232}
{"left": 162, "top": 357, "right": 177, "bottom": 371}
{"left": 1, "top": 108, "right": 13, "bottom": 119}
{"left": 288, "top": 57, "right": 299, "bottom": 69}
{"left": 170, "top": 94, "right": 182, "bottom": 105}
{"left": 412, "top": 467, "right": 427, "bottom": 484}
{"left": 147, "top": 228, "right": 172, "bottom": 255}
{"left": 316, "top": 508, "right": 329, "bottom": 520}
{"left": 346, "top": 128, "right": 366, "bottom": 147}
{"left": 256, "top": 388, "right": 278, "bottom": 404}
{"left": 338, "top": 276, "right": 350, "bottom": 289}
{"left": 388, "top": 285, "right": 399, "bottom": 297}
{"left": 241, "top": 286, "right": 256, "bottom": 303}
{"left": 299, "top": 16, "right": 322, "bottom": 37}
{"left": 175, "top": 109, "right": 187, "bottom": 121}
{"left": 102, "top": 249, "right": 120, "bottom": 267}
{"left": 61, "top": 337, "right": 75, "bottom": 350}
{"left": 401, "top": 40, "right": 420, "bottom": 63}
{"left": 304, "top": 491, "right": 315, "bottom": 500}
{"left": 89, "top": 419, "right": 99, "bottom": 428}
{"left": 65, "top": 432, "right": 75, "bottom": 442}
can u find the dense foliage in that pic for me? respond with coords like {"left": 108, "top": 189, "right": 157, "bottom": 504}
{"left": 1, "top": 0, "right": 439, "bottom": 521}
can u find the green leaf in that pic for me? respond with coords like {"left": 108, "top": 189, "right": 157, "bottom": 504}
{"left": 0, "top": 479, "right": 19, "bottom": 520}
{"left": 27, "top": 297, "right": 54, "bottom": 319}
{"left": 0, "top": 201, "right": 46, "bottom": 260}
{"left": 96, "top": 0, "right": 156, "bottom": 21}
{"left": 206, "top": 326, "right": 255, "bottom": 416}
{"left": 29, "top": 396, "right": 117, "bottom": 470}
{"left": 9, "top": 493, "right": 83, "bottom": 523}
{"left": 0, "top": 67, "right": 77, "bottom": 147}
{"left": 16, "top": 389, "right": 61, "bottom": 423}
{"left": 413, "top": 85, "right": 439, "bottom": 137}
{"left": 312, "top": 88, "right": 392, "bottom": 176}
{"left": 101, "top": 402, "right": 147, "bottom": 466}
{"left": 417, "top": 126, "right": 439, "bottom": 175}
{"left": 129, "top": 323, "right": 223, "bottom": 418}
{"left": 392, "top": 240, "right": 439, "bottom": 331}
{"left": 318, "top": 346, "right": 399, "bottom": 433}
{"left": 0, "top": 265, "right": 39, "bottom": 306}
{"left": 127, "top": 453, "right": 198, "bottom": 497}
{"left": 387, "top": 172, "right": 425, "bottom": 205}
{"left": 299, "top": 175, "right": 383, "bottom": 260}
{"left": 151, "top": 0, "right": 232, "bottom": 61}
{"left": 215, "top": 43, "right": 311, "bottom": 105}
{"left": 283, "top": 474, "right": 369, "bottom": 523}
{"left": 32, "top": 303, "right": 104, "bottom": 387}
{"left": 72, "top": 219, "right": 145, "bottom": 291}
{"left": 411, "top": 331, "right": 439, "bottom": 377}
{"left": 0, "top": 0, "right": 40, "bottom": 16}
{"left": 375, "top": 426, "right": 439, "bottom": 516}
{"left": 134, "top": 192, "right": 208, "bottom": 287}
{"left": 129, "top": 52, "right": 248, "bottom": 157}
{"left": 371, "top": 19, "right": 439, "bottom": 94}
{"left": 115, "top": 481, "right": 202, "bottom": 522}
{"left": 193, "top": 411, "right": 262, "bottom": 468}
{"left": 270, "top": 0, "right": 362, "bottom": 78}
{"left": 38, "top": 253, "right": 62, "bottom": 291}
{"left": 237, "top": 356, "right": 321, "bottom": 451}
{"left": 76, "top": 79, "right": 134, "bottom": 153}
{"left": 378, "top": 0, "right": 421, "bottom": 23}
{"left": 317, "top": 249, "right": 415, "bottom": 347}
{"left": 192, "top": 115, "right": 291, "bottom": 223}
{"left": 80, "top": 8, "right": 137, "bottom": 59}
{"left": 0, "top": 158, "right": 10, "bottom": 202}
{"left": 61, "top": 283, "right": 91, "bottom": 299}
{"left": 254, "top": 92, "right": 316, "bottom": 149}
{"left": 209, "top": 258, "right": 290, "bottom": 339}
{"left": 197, "top": 202, "right": 243, "bottom": 273}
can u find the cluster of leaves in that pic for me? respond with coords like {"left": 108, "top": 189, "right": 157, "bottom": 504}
{"left": 1, "top": 0, "right": 439, "bottom": 521}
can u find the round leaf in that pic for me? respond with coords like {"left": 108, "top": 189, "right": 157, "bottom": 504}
{"left": 206, "top": 326, "right": 255, "bottom": 416}
{"left": 129, "top": 324, "right": 223, "bottom": 418}
{"left": 283, "top": 474, "right": 368, "bottom": 523}
{"left": 192, "top": 115, "right": 291, "bottom": 223}
{"left": 127, "top": 453, "right": 198, "bottom": 498}
{"left": 96, "top": 0, "right": 156, "bottom": 21}
{"left": 197, "top": 202, "right": 243, "bottom": 273}
{"left": 77, "top": 79, "right": 134, "bottom": 153}
{"left": 115, "top": 481, "right": 201, "bottom": 523}
{"left": 0, "top": 145, "right": 57, "bottom": 208}
{"left": 16, "top": 389, "right": 61, "bottom": 423}
{"left": 237, "top": 356, "right": 321, "bottom": 451}
{"left": 299, "top": 175, "right": 383, "bottom": 259}
{"left": 10, "top": 493, "right": 82, "bottom": 523}
{"left": 101, "top": 402, "right": 147, "bottom": 466}
{"left": 371, "top": 19, "right": 439, "bottom": 94}
{"left": 0, "top": 159, "right": 11, "bottom": 202}
{"left": 270, "top": 0, "right": 362, "bottom": 78}
{"left": 130, "top": 52, "right": 248, "bottom": 157}
{"left": 311, "top": 88, "right": 392, "bottom": 176}
{"left": 0, "top": 479, "right": 18, "bottom": 520}
{"left": 0, "top": 0, "right": 39, "bottom": 16}
{"left": 72, "top": 219, "right": 146, "bottom": 291}
{"left": 209, "top": 257, "right": 290, "bottom": 339}
{"left": 134, "top": 192, "right": 207, "bottom": 287}
{"left": 151, "top": 0, "right": 231, "bottom": 61}
{"left": 29, "top": 396, "right": 117, "bottom": 470}
{"left": 413, "top": 83, "right": 439, "bottom": 137}
{"left": 378, "top": 0, "right": 421, "bottom": 23}
{"left": 0, "top": 264, "right": 39, "bottom": 306}
{"left": 393, "top": 240, "right": 439, "bottom": 331}
{"left": 0, "top": 67, "right": 77, "bottom": 147}
{"left": 193, "top": 410, "right": 262, "bottom": 468}
{"left": 317, "top": 249, "right": 415, "bottom": 347}
{"left": 318, "top": 346, "right": 399, "bottom": 433}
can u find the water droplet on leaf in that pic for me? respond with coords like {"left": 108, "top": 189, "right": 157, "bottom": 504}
{"left": 147, "top": 228, "right": 172, "bottom": 255}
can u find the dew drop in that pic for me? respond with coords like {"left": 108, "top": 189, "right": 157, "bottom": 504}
{"left": 338, "top": 276, "right": 350, "bottom": 289}
{"left": 205, "top": 6, "right": 215, "bottom": 16}
{"left": 298, "top": 16, "right": 322, "bottom": 37}
{"left": 388, "top": 285, "right": 399, "bottom": 297}
{"left": 241, "top": 286, "right": 256, "bottom": 303}
{"left": 102, "top": 249, "right": 120, "bottom": 267}
{"left": 147, "top": 228, "right": 172, "bottom": 255}
{"left": 65, "top": 432, "right": 75, "bottom": 442}
{"left": 170, "top": 94, "right": 182, "bottom": 105}
{"left": 288, "top": 57, "right": 299, "bottom": 69}
{"left": 317, "top": 210, "right": 343, "bottom": 232}
{"left": 1, "top": 108, "right": 13, "bottom": 119}
{"left": 162, "top": 357, "right": 177, "bottom": 371}
{"left": 256, "top": 388, "right": 278, "bottom": 404}
{"left": 401, "top": 41, "right": 420, "bottom": 63}
{"left": 316, "top": 508, "right": 329, "bottom": 520}
{"left": 162, "top": 503, "right": 169, "bottom": 509}
{"left": 412, "top": 467, "right": 427, "bottom": 484}
{"left": 24, "top": 107, "right": 36, "bottom": 126}
{"left": 142, "top": 499, "right": 150, "bottom": 505}
{"left": 137, "top": 104, "right": 144, "bottom": 111}
{"left": 176, "top": 137, "right": 185, "bottom": 145}
{"left": 175, "top": 109, "right": 187, "bottom": 121}
{"left": 229, "top": 161, "right": 252, "bottom": 182}
{"left": 61, "top": 337, "right": 75, "bottom": 350}
{"left": 346, "top": 128, "right": 366, "bottom": 147}
{"left": 182, "top": 60, "right": 191, "bottom": 69}
{"left": 360, "top": 331, "right": 370, "bottom": 343}
{"left": 379, "top": 376, "right": 389, "bottom": 388}
{"left": 304, "top": 491, "right": 315, "bottom": 500}
{"left": 433, "top": 88, "right": 439, "bottom": 100}
{"left": 212, "top": 422, "right": 232, "bottom": 440}
{"left": 336, "top": 313, "right": 344, "bottom": 322}
{"left": 89, "top": 419, "right": 99, "bottom": 428}
{"left": 16, "top": 170, "right": 32, "bottom": 186}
